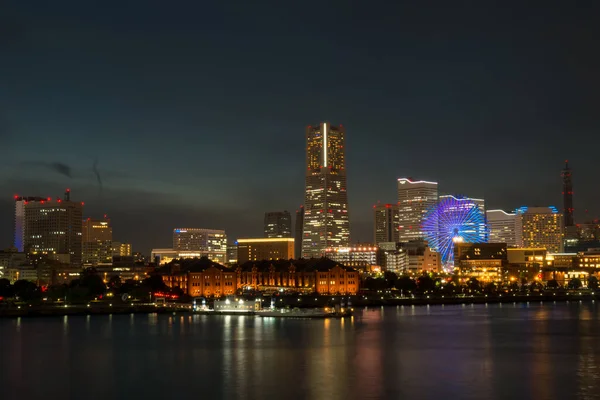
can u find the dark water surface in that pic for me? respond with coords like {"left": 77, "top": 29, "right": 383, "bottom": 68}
{"left": 2, "top": 302, "right": 600, "bottom": 400}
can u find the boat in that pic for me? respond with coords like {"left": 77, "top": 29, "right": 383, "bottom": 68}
{"left": 256, "top": 305, "right": 353, "bottom": 318}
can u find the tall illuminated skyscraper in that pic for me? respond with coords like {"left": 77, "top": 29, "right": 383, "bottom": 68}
{"left": 302, "top": 122, "right": 350, "bottom": 258}
{"left": 264, "top": 211, "right": 292, "bottom": 238}
{"left": 14, "top": 196, "right": 46, "bottom": 252}
{"left": 373, "top": 204, "right": 400, "bottom": 245}
{"left": 23, "top": 190, "right": 83, "bottom": 267}
{"left": 82, "top": 216, "right": 113, "bottom": 266}
{"left": 397, "top": 178, "right": 438, "bottom": 241}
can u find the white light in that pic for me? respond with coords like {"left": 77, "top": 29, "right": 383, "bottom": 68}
{"left": 323, "top": 122, "right": 327, "bottom": 167}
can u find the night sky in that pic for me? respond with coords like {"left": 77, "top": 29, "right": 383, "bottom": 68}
{"left": 1, "top": 1, "right": 599, "bottom": 254}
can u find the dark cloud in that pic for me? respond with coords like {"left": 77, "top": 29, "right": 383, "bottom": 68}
{"left": 22, "top": 161, "right": 73, "bottom": 178}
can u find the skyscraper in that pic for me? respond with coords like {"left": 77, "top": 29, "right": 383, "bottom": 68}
{"left": 486, "top": 209, "right": 517, "bottom": 247}
{"left": 302, "top": 122, "right": 350, "bottom": 258}
{"left": 562, "top": 160, "right": 574, "bottom": 227}
{"left": 23, "top": 189, "right": 83, "bottom": 267}
{"left": 397, "top": 178, "right": 438, "bottom": 241}
{"left": 173, "top": 228, "right": 227, "bottom": 264}
{"left": 515, "top": 206, "right": 564, "bottom": 252}
{"left": 82, "top": 216, "right": 113, "bottom": 266}
{"left": 14, "top": 196, "right": 46, "bottom": 252}
{"left": 264, "top": 211, "right": 292, "bottom": 238}
{"left": 294, "top": 206, "right": 304, "bottom": 259}
{"left": 373, "top": 204, "right": 400, "bottom": 245}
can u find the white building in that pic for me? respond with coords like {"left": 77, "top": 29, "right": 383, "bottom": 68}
{"left": 173, "top": 228, "right": 227, "bottom": 264}
{"left": 397, "top": 178, "right": 438, "bottom": 242}
{"left": 486, "top": 209, "right": 517, "bottom": 247}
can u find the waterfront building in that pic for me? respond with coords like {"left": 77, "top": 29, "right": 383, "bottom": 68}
{"left": 505, "top": 247, "right": 547, "bottom": 282}
{"left": 397, "top": 178, "right": 438, "bottom": 241}
{"left": 324, "top": 244, "right": 379, "bottom": 272}
{"left": 0, "top": 247, "right": 27, "bottom": 279}
{"left": 236, "top": 238, "right": 294, "bottom": 264}
{"left": 402, "top": 240, "right": 441, "bottom": 274}
{"left": 302, "top": 122, "right": 350, "bottom": 258}
{"left": 264, "top": 211, "right": 292, "bottom": 238}
{"left": 161, "top": 257, "right": 236, "bottom": 298}
{"left": 378, "top": 242, "right": 408, "bottom": 274}
{"left": 294, "top": 206, "right": 304, "bottom": 259}
{"left": 515, "top": 206, "right": 564, "bottom": 252}
{"left": 23, "top": 189, "right": 83, "bottom": 267}
{"left": 173, "top": 228, "right": 227, "bottom": 264}
{"left": 373, "top": 203, "right": 400, "bottom": 245}
{"left": 486, "top": 210, "right": 517, "bottom": 247}
{"left": 454, "top": 242, "right": 507, "bottom": 282}
{"left": 161, "top": 257, "right": 360, "bottom": 296}
{"left": 236, "top": 258, "right": 359, "bottom": 295}
{"left": 82, "top": 216, "right": 112, "bottom": 266}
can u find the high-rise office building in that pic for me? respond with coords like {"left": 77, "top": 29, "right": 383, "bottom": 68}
{"left": 294, "top": 206, "right": 304, "bottom": 259}
{"left": 173, "top": 228, "right": 227, "bottom": 264}
{"left": 302, "top": 122, "right": 350, "bottom": 258}
{"left": 237, "top": 238, "right": 295, "bottom": 264}
{"left": 486, "top": 209, "right": 517, "bottom": 247}
{"left": 373, "top": 204, "right": 400, "bottom": 245}
{"left": 515, "top": 206, "right": 564, "bottom": 252}
{"left": 562, "top": 160, "right": 574, "bottom": 227}
{"left": 23, "top": 189, "right": 83, "bottom": 267}
{"left": 14, "top": 196, "right": 46, "bottom": 252}
{"left": 397, "top": 178, "right": 438, "bottom": 241}
{"left": 82, "top": 216, "right": 112, "bottom": 266}
{"left": 111, "top": 242, "right": 132, "bottom": 257}
{"left": 264, "top": 211, "right": 292, "bottom": 238}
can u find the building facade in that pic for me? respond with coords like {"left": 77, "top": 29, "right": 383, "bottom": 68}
{"left": 302, "top": 122, "right": 350, "bottom": 258}
{"left": 236, "top": 258, "right": 359, "bottom": 295}
{"left": 264, "top": 211, "right": 292, "bottom": 238}
{"left": 14, "top": 196, "right": 46, "bottom": 252}
{"left": 486, "top": 209, "right": 517, "bottom": 247}
{"left": 173, "top": 228, "right": 227, "bottom": 264}
{"left": 23, "top": 190, "right": 83, "bottom": 267}
{"left": 236, "top": 238, "right": 295, "bottom": 264}
{"left": 397, "top": 178, "right": 438, "bottom": 241}
{"left": 324, "top": 245, "right": 379, "bottom": 272}
{"left": 111, "top": 242, "right": 132, "bottom": 257}
{"left": 162, "top": 258, "right": 237, "bottom": 298}
{"left": 373, "top": 204, "right": 400, "bottom": 245}
{"left": 294, "top": 206, "right": 304, "bottom": 259}
{"left": 454, "top": 242, "right": 508, "bottom": 283}
{"left": 515, "top": 206, "right": 564, "bottom": 252}
{"left": 82, "top": 217, "right": 113, "bottom": 266}
{"left": 161, "top": 258, "right": 360, "bottom": 296}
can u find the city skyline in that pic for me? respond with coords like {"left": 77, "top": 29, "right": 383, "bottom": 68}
{"left": 1, "top": 2, "right": 599, "bottom": 254}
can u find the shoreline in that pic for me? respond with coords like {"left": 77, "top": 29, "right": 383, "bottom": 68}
{"left": 0, "top": 293, "right": 596, "bottom": 318}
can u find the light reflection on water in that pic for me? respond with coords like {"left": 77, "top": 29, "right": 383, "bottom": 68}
{"left": 2, "top": 303, "right": 600, "bottom": 399}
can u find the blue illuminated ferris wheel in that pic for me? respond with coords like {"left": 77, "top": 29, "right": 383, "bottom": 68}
{"left": 421, "top": 195, "right": 489, "bottom": 267}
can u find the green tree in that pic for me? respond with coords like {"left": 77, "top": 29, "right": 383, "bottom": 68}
{"left": 395, "top": 276, "right": 417, "bottom": 292}
{"left": 467, "top": 278, "right": 481, "bottom": 292}
{"left": 483, "top": 282, "right": 497, "bottom": 295}
{"left": 12, "top": 280, "right": 39, "bottom": 301}
{"left": 0, "top": 278, "right": 12, "bottom": 297}
{"left": 417, "top": 275, "right": 435, "bottom": 293}
{"left": 383, "top": 271, "right": 398, "bottom": 288}
{"left": 108, "top": 275, "right": 122, "bottom": 289}
{"left": 588, "top": 276, "right": 599, "bottom": 290}
{"left": 568, "top": 277, "right": 583, "bottom": 290}
{"left": 546, "top": 279, "right": 560, "bottom": 289}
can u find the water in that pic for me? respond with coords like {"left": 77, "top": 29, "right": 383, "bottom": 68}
{"left": 2, "top": 302, "right": 600, "bottom": 400}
